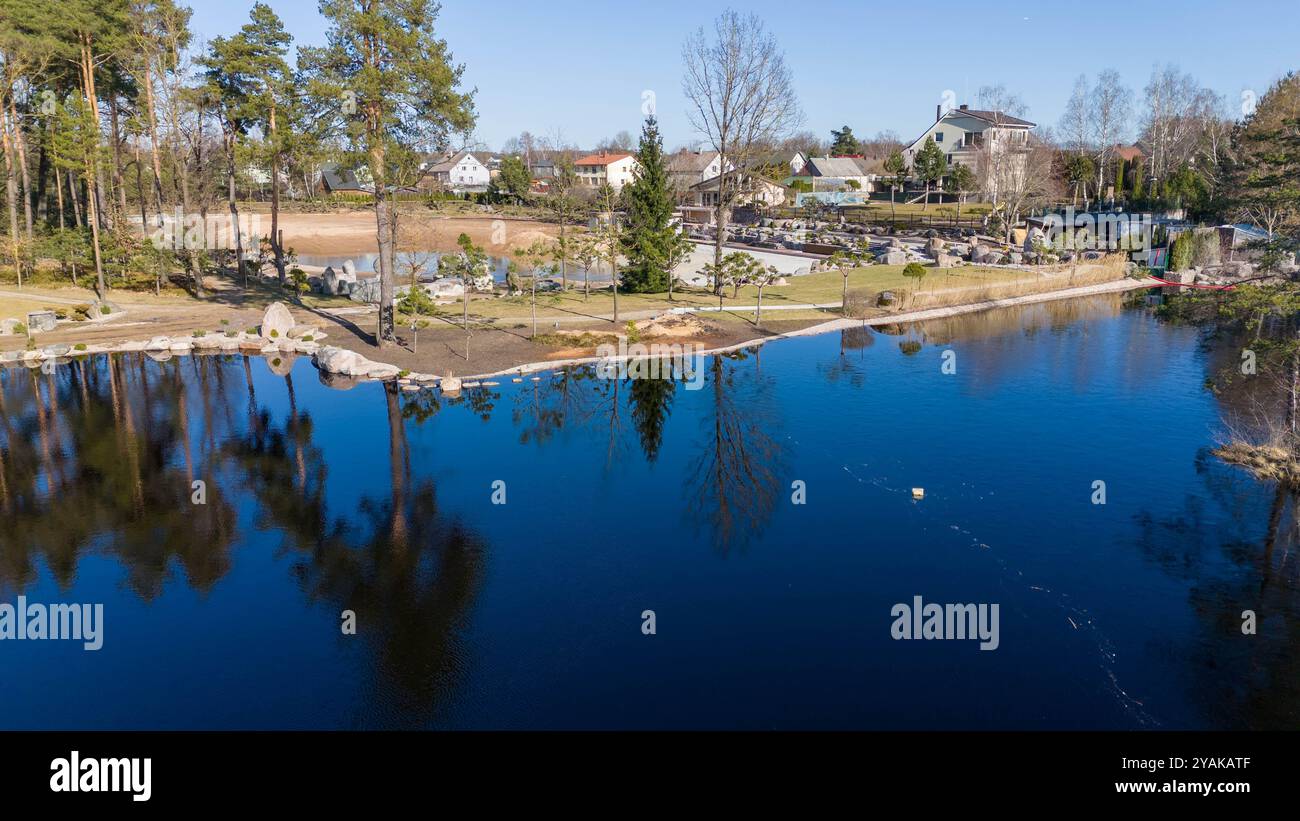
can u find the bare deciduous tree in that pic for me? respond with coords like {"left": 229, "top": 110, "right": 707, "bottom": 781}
{"left": 681, "top": 9, "right": 801, "bottom": 284}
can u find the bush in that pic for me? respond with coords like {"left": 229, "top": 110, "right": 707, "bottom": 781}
{"left": 74, "top": 343, "right": 87, "bottom": 352}
{"left": 193, "top": 330, "right": 206, "bottom": 338}
{"left": 843, "top": 288, "right": 878, "bottom": 318}
{"left": 1169, "top": 233, "right": 1193, "bottom": 272}
{"left": 13, "top": 322, "right": 26, "bottom": 336}
{"left": 99, "top": 304, "right": 112, "bottom": 315}
{"left": 902, "top": 262, "right": 927, "bottom": 278}
{"left": 1191, "top": 228, "right": 1221, "bottom": 268}
{"left": 625, "top": 320, "right": 641, "bottom": 343}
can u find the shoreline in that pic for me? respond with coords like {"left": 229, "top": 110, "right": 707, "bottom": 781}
{"left": 2, "top": 277, "right": 1156, "bottom": 387}
{"left": 452, "top": 276, "right": 1156, "bottom": 380}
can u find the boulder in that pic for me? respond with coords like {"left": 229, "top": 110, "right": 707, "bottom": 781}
{"left": 349, "top": 277, "right": 381, "bottom": 304}
{"left": 1, "top": 318, "right": 21, "bottom": 335}
{"left": 936, "top": 253, "right": 960, "bottom": 268}
{"left": 144, "top": 336, "right": 172, "bottom": 351}
{"left": 877, "top": 291, "right": 898, "bottom": 307}
{"left": 42, "top": 343, "right": 71, "bottom": 358}
{"left": 314, "top": 345, "right": 371, "bottom": 377}
{"left": 322, "top": 267, "right": 342, "bottom": 295}
{"left": 1023, "top": 227, "right": 1046, "bottom": 253}
{"left": 882, "top": 249, "right": 907, "bottom": 266}
{"left": 287, "top": 325, "right": 319, "bottom": 340}
{"left": 440, "top": 375, "right": 463, "bottom": 393}
{"left": 342, "top": 259, "right": 358, "bottom": 279}
{"left": 169, "top": 341, "right": 194, "bottom": 353}
{"left": 261, "top": 301, "right": 295, "bottom": 340}
{"left": 26, "top": 310, "right": 57, "bottom": 333}
{"left": 0, "top": 350, "right": 21, "bottom": 362}
{"left": 925, "top": 237, "right": 946, "bottom": 257}
{"left": 1009, "top": 252, "right": 1024, "bottom": 265}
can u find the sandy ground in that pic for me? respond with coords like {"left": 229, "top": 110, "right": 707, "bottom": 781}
{"left": 270, "top": 211, "right": 560, "bottom": 257}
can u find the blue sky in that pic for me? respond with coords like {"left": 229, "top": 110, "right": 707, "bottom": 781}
{"left": 192, "top": 0, "right": 1300, "bottom": 151}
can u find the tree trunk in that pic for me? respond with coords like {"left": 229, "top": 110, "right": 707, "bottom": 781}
{"left": 1, "top": 106, "right": 21, "bottom": 286}
{"left": 109, "top": 95, "right": 128, "bottom": 223}
{"left": 143, "top": 63, "right": 166, "bottom": 225}
{"left": 7, "top": 95, "right": 33, "bottom": 239}
{"left": 79, "top": 40, "right": 107, "bottom": 298}
{"left": 270, "top": 104, "right": 285, "bottom": 284}
{"left": 225, "top": 134, "right": 244, "bottom": 283}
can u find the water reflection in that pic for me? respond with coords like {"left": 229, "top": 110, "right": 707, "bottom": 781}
{"left": 3, "top": 292, "right": 1298, "bottom": 729}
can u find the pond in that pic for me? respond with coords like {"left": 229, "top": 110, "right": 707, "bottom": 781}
{"left": 1, "top": 291, "right": 1296, "bottom": 729}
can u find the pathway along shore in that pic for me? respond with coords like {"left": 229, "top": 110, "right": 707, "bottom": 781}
{"left": 456, "top": 277, "right": 1157, "bottom": 381}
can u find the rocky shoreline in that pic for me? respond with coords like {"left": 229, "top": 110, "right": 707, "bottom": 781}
{"left": 4, "top": 280, "right": 1156, "bottom": 395}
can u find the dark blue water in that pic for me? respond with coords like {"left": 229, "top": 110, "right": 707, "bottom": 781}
{"left": 2, "top": 292, "right": 1297, "bottom": 729}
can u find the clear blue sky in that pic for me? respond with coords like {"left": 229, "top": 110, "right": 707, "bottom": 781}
{"left": 191, "top": 0, "right": 1300, "bottom": 151}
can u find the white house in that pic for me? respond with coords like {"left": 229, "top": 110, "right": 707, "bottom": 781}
{"left": 666, "top": 150, "right": 732, "bottom": 188}
{"left": 574, "top": 151, "right": 638, "bottom": 190}
{"left": 902, "top": 104, "right": 1036, "bottom": 173}
{"left": 679, "top": 170, "right": 790, "bottom": 224}
{"left": 423, "top": 151, "right": 492, "bottom": 191}
{"left": 790, "top": 151, "right": 808, "bottom": 176}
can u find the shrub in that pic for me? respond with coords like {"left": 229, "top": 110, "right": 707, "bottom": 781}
{"left": 843, "top": 288, "right": 878, "bottom": 318}
{"left": 1169, "top": 232, "right": 1194, "bottom": 272}
{"left": 625, "top": 320, "right": 641, "bottom": 343}
{"left": 13, "top": 322, "right": 26, "bottom": 336}
{"left": 74, "top": 343, "right": 87, "bottom": 352}
{"left": 301, "top": 335, "right": 314, "bottom": 342}
{"left": 99, "top": 304, "right": 112, "bottom": 315}
{"left": 903, "top": 262, "right": 927, "bottom": 278}
{"left": 220, "top": 319, "right": 230, "bottom": 326}
{"left": 270, "top": 329, "right": 279, "bottom": 338}
{"left": 193, "top": 330, "right": 206, "bottom": 338}
{"left": 225, "top": 330, "right": 237, "bottom": 338}
{"left": 54, "top": 307, "right": 69, "bottom": 320}
{"left": 398, "top": 369, "right": 410, "bottom": 378}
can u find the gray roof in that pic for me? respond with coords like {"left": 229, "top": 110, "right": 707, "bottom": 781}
{"left": 952, "top": 108, "right": 1035, "bottom": 128}
{"left": 321, "top": 165, "right": 369, "bottom": 193}
{"left": 666, "top": 150, "right": 720, "bottom": 174}
{"left": 804, "top": 156, "right": 872, "bottom": 178}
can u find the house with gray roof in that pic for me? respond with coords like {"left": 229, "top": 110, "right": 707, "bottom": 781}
{"left": 902, "top": 103, "right": 1036, "bottom": 173}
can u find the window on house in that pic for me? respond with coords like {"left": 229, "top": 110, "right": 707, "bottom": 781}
{"left": 935, "top": 132, "right": 943, "bottom": 142}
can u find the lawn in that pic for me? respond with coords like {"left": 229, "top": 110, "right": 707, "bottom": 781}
{"left": 433, "top": 264, "right": 1038, "bottom": 325}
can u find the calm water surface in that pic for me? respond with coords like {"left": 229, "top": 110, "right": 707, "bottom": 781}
{"left": 1, "top": 292, "right": 1297, "bottom": 729}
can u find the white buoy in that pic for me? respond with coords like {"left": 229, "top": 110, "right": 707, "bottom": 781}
{"left": 911, "top": 488, "right": 925, "bottom": 500}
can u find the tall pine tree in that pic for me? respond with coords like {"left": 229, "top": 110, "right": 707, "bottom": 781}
{"left": 620, "top": 115, "right": 675, "bottom": 293}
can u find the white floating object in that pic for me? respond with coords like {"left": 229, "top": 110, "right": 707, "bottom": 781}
{"left": 911, "top": 488, "right": 925, "bottom": 500}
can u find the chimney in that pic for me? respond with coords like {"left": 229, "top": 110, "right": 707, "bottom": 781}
{"left": 960, "top": 104, "right": 969, "bottom": 111}
{"left": 936, "top": 104, "right": 941, "bottom": 122}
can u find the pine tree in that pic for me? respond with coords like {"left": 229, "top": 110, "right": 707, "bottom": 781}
{"left": 619, "top": 115, "right": 676, "bottom": 293}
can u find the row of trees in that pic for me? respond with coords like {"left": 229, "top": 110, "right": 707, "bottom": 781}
{"left": 0, "top": 0, "right": 476, "bottom": 348}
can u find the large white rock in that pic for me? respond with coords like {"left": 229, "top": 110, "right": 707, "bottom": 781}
{"left": 261, "top": 302, "right": 295, "bottom": 340}
{"left": 145, "top": 336, "right": 172, "bottom": 351}
{"left": 314, "top": 345, "right": 370, "bottom": 377}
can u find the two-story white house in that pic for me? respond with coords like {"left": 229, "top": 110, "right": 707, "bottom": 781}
{"left": 902, "top": 104, "right": 1036, "bottom": 173}
{"left": 423, "top": 151, "right": 492, "bottom": 192}
{"left": 574, "top": 151, "right": 638, "bottom": 190}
